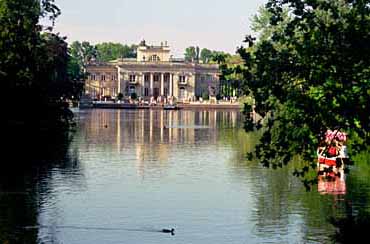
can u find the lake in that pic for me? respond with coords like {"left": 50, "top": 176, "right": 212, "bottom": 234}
{"left": 1, "top": 109, "right": 369, "bottom": 243}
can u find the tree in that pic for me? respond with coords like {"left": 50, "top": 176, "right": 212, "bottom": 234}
{"left": 200, "top": 48, "right": 213, "bottom": 63}
{"left": 195, "top": 46, "right": 200, "bottom": 62}
{"left": 69, "top": 41, "right": 97, "bottom": 68}
{"left": 95, "top": 42, "right": 137, "bottom": 62}
{"left": 184, "top": 46, "right": 197, "bottom": 62}
{"left": 1, "top": 0, "right": 83, "bottom": 130}
{"left": 250, "top": 5, "right": 290, "bottom": 42}
{"left": 239, "top": 0, "right": 370, "bottom": 187}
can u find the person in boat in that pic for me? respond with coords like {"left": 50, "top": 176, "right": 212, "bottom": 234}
{"left": 328, "top": 139, "right": 340, "bottom": 157}
{"left": 321, "top": 130, "right": 348, "bottom": 157}
{"left": 317, "top": 140, "right": 327, "bottom": 156}
{"left": 317, "top": 130, "right": 349, "bottom": 174}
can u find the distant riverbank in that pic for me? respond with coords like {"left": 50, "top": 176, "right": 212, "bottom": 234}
{"left": 87, "top": 102, "right": 241, "bottom": 110}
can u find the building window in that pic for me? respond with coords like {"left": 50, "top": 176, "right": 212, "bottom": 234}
{"left": 129, "top": 86, "right": 136, "bottom": 95}
{"left": 101, "top": 75, "right": 106, "bottom": 81}
{"left": 153, "top": 88, "right": 160, "bottom": 97}
{"left": 144, "top": 88, "right": 149, "bottom": 96}
{"left": 112, "top": 75, "right": 117, "bottom": 81}
{"left": 91, "top": 74, "right": 96, "bottom": 80}
{"left": 164, "top": 88, "right": 168, "bottom": 96}
{"left": 129, "top": 75, "right": 136, "bottom": 82}
{"left": 144, "top": 74, "right": 150, "bottom": 82}
{"left": 179, "top": 87, "right": 186, "bottom": 99}
{"left": 164, "top": 74, "right": 170, "bottom": 82}
{"left": 153, "top": 74, "right": 160, "bottom": 82}
{"left": 149, "top": 55, "right": 160, "bottom": 62}
{"left": 179, "top": 75, "right": 186, "bottom": 83}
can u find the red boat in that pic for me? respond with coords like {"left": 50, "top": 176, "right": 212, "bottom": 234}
{"left": 317, "top": 130, "right": 349, "bottom": 174}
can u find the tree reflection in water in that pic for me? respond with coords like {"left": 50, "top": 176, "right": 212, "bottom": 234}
{"left": 0, "top": 130, "right": 82, "bottom": 243}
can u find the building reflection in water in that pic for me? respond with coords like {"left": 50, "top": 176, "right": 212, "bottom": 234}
{"left": 80, "top": 109, "right": 242, "bottom": 179}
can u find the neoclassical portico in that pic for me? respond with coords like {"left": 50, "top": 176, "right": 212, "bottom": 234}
{"left": 117, "top": 66, "right": 195, "bottom": 100}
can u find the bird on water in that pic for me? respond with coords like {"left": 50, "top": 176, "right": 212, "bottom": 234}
{"left": 162, "top": 228, "right": 175, "bottom": 235}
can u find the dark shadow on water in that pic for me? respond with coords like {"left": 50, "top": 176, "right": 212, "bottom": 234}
{"left": 1, "top": 127, "right": 81, "bottom": 244}
{"left": 330, "top": 210, "right": 370, "bottom": 243}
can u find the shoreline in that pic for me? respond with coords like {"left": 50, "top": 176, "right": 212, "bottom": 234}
{"left": 84, "top": 102, "right": 241, "bottom": 110}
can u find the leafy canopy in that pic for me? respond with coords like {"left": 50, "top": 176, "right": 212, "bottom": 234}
{"left": 1, "top": 0, "right": 83, "bottom": 130}
{"left": 238, "top": 0, "right": 370, "bottom": 186}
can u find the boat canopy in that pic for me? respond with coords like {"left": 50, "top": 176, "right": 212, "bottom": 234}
{"left": 325, "top": 130, "right": 347, "bottom": 142}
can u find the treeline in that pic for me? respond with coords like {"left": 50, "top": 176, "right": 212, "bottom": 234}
{"left": 69, "top": 42, "right": 234, "bottom": 65}
{"left": 184, "top": 46, "right": 244, "bottom": 82}
{"left": 68, "top": 41, "right": 137, "bottom": 69}
{"left": 184, "top": 46, "right": 232, "bottom": 64}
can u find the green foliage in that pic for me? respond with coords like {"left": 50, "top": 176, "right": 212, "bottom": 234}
{"left": 202, "top": 92, "right": 209, "bottom": 101}
{"left": 251, "top": 5, "right": 290, "bottom": 43}
{"left": 130, "top": 92, "right": 137, "bottom": 100}
{"left": 69, "top": 41, "right": 97, "bottom": 68}
{"left": 67, "top": 55, "right": 86, "bottom": 92}
{"left": 117, "top": 93, "right": 123, "bottom": 101}
{"left": 1, "top": 0, "right": 83, "bottom": 130}
{"left": 238, "top": 96, "right": 254, "bottom": 107}
{"left": 200, "top": 48, "right": 213, "bottom": 63}
{"left": 184, "top": 46, "right": 197, "bottom": 62}
{"left": 95, "top": 42, "right": 137, "bottom": 62}
{"left": 239, "top": 0, "right": 370, "bottom": 180}
{"left": 195, "top": 46, "right": 200, "bottom": 62}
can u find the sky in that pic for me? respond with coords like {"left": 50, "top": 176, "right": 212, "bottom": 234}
{"left": 52, "top": 0, "right": 267, "bottom": 57}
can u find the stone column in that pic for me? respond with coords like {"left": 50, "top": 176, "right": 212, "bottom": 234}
{"left": 150, "top": 73, "right": 154, "bottom": 96}
{"left": 121, "top": 72, "right": 126, "bottom": 96}
{"left": 134, "top": 74, "right": 138, "bottom": 96}
{"left": 173, "top": 73, "right": 179, "bottom": 99}
{"left": 160, "top": 73, "right": 164, "bottom": 96}
{"left": 140, "top": 73, "right": 144, "bottom": 97}
{"left": 169, "top": 73, "right": 173, "bottom": 97}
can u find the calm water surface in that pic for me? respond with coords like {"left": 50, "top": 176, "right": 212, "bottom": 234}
{"left": 1, "top": 109, "right": 370, "bottom": 243}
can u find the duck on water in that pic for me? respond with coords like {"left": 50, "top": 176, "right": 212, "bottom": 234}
{"left": 161, "top": 228, "right": 175, "bottom": 235}
{"left": 23, "top": 225, "right": 175, "bottom": 235}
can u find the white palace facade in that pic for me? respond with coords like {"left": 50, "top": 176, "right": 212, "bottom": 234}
{"left": 85, "top": 41, "right": 220, "bottom": 102}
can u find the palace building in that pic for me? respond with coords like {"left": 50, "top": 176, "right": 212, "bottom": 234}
{"left": 85, "top": 40, "right": 220, "bottom": 102}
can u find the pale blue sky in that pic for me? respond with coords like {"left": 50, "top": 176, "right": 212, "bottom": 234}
{"left": 53, "top": 0, "right": 266, "bottom": 57}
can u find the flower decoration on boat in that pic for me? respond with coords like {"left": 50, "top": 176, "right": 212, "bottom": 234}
{"left": 325, "top": 130, "right": 347, "bottom": 143}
